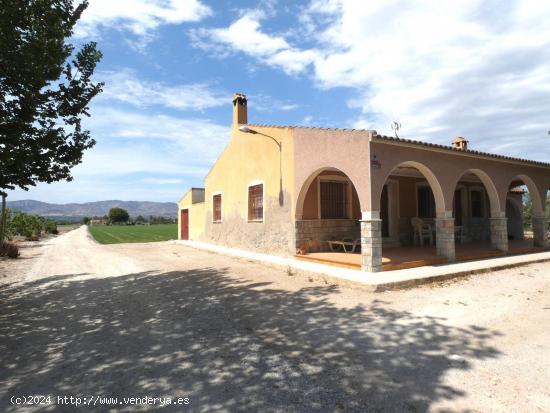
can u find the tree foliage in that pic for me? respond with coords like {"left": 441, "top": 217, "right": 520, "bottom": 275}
{"left": 10, "top": 212, "right": 42, "bottom": 239}
{"left": 522, "top": 191, "right": 533, "bottom": 229}
{"left": 0, "top": 0, "right": 103, "bottom": 193}
{"left": 109, "top": 207, "right": 129, "bottom": 224}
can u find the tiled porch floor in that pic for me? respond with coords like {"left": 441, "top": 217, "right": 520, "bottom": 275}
{"left": 296, "top": 240, "right": 548, "bottom": 271}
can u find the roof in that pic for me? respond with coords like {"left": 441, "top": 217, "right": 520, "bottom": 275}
{"left": 246, "top": 123, "right": 550, "bottom": 169}
{"left": 374, "top": 134, "right": 550, "bottom": 168}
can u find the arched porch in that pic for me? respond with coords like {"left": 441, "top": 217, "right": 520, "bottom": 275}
{"left": 295, "top": 167, "right": 362, "bottom": 254}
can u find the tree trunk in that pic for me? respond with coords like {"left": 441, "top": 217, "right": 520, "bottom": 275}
{"left": 0, "top": 192, "right": 6, "bottom": 243}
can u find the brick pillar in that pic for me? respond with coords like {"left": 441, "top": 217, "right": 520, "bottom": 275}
{"left": 361, "top": 219, "right": 382, "bottom": 272}
{"left": 435, "top": 217, "right": 455, "bottom": 262}
{"left": 532, "top": 216, "right": 548, "bottom": 248}
{"left": 490, "top": 216, "right": 508, "bottom": 252}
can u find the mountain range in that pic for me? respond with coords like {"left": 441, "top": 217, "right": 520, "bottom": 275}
{"left": 7, "top": 200, "right": 178, "bottom": 219}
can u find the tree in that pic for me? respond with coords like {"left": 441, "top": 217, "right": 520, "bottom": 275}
{"left": 0, "top": 0, "right": 104, "bottom": 241}
{"left": 109, "top": 208, "right": 129, "bottom": 224}
{"left": 82, "top": 216, "right": 90, "bottom": 225}
{"left": 10, "top": 212, "right": 42, "bottom": 239}
{"left": 134, "top": 215, "right": 146, "bottom": 224}
{"left": 523, "top": 191, "right": 533, "bottom": 230}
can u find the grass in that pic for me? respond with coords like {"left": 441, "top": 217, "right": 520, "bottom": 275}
{"left": 88, "top": 224, "right": 178, "bottom": 244}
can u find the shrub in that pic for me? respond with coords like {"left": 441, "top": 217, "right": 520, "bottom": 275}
{"left": 43, "top": 219, "right": 57, "bottom": 234}
{"left": 0, "top": 242, "right": 19, "bottom": 258}
{"left": 10, "top": 212, "right": 42, "bottom": 239}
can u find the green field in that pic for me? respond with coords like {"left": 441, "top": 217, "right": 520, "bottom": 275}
{"left": 88, "top": 224, "right": 178, "bottom": 244}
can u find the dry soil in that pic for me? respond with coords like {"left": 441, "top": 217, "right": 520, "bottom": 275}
{"left": 0, "top": 226, "right": 549, "bottom": 412}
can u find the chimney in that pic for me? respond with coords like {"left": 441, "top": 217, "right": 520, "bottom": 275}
{"left": 452, "top": 136, "right": 468, "bottom": 151}
{"left": 232, "top": 93, "right": 247, "bottom": 126}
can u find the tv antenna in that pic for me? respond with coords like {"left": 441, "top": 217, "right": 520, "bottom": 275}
{"left": 391, "top": 121, "right": 401, "bottom": 138}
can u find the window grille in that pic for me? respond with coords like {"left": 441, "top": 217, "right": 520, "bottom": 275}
{"left": 213, "top": 194, "right": 222, "bottom": 222}
{"left": 248, "top": 184, "right": 263, "bottom": 221}
{"left": 320, "top": 181, "right": 347, "bottom": 219}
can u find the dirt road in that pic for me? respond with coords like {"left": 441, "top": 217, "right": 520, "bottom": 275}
{"left": 1, "top": 226, "right": 549, "bottom": 412}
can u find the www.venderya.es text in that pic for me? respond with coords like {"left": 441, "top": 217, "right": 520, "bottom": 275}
{"left": 10, "top": 395, "right": 190, "bottom": 407}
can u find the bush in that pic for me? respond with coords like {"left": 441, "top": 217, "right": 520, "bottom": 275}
{"left": 43, "top": 219, "right": 57, "bottom": 234}
{"left": 10, "top": 212, "right": 42, "bottom": 239}
{"left": 0, "top": 241, "right": 19, "bottom": 258}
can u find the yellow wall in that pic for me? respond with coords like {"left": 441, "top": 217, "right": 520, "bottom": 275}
{"left": 177, "top": 190, "right": 205, "bottom": 240}
{"left": 198, "top": 125, "right": 297, "bottom": 254}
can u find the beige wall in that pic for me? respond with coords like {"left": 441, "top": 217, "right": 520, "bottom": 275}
{"left": 293, "top": 128, "right": 372, "bottom": 218}
{"left": 200, "top": 125, "right": 296, "bottom": 255}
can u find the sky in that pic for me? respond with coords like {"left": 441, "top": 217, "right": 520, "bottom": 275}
{"left": 8, "top": 0, "right": 550, "bottom": 203}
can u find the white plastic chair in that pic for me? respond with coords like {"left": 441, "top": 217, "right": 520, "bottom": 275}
{"left": 411, "top": 217, "right": 433, "bottom": 246}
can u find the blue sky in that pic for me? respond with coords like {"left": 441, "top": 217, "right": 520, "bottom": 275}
{"left": 9, "top": 0, "right": 550, "bottom": 203}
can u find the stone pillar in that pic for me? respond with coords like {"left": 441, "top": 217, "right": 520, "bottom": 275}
{"left": 435, "top": 216, "right": 455, "bottom": 262}
{"left": 490, "top": 216, "right": 508, "bottom": 252}
{"left": 361, "top": 218, "right": 382, "bottom": 272}
{"left": 532, "top": 215, "right": 548, "bottom": 248}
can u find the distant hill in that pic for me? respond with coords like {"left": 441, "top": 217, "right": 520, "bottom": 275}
{"left": 7, "top": 200, "right": 178, "bottom": 218}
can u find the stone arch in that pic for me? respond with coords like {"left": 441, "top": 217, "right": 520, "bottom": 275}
{"left": 375, "top": 161, "right": 445, "bottom": 217}
{"left": 453, "top": 169, "right": 501, "bottom": 217}
{"left": 507, "top": 174, "right": 544, "bottom": 216}
{"left": 295, "top": 166, "right": 363, "bottom": 220}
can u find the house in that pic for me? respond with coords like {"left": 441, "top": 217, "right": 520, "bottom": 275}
{"left": 89, "top": 218, "right": 108, "bottom": 226}
{"left": 178, "top": 93, "right": 550, "bottom": 272}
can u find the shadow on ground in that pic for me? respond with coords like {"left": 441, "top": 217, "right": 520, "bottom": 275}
{"left": 0, "top": 268, "right": 502, "bottom": 412}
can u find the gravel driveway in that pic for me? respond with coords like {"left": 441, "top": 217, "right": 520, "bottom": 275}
{"left": 0, "top": 226, "right": 549, "bottom": 412}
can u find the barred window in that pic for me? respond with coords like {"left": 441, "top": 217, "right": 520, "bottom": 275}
{"left": 213, "top": 194, "right": 222, "bottom": 222}
{"left": 248, "top": 184, "right": 263, "bottom": 221}
{"left": 320, "top": 181, "right": 347, "bottom": 219}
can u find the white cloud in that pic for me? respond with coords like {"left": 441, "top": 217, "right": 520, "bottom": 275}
{"left": 97, "top": 70, "right": 227, "bottom": 111}
{"left": 7, "top": 106, "right": 230, "bottom": 203}
{"left": 191, "top": 10, "right": 319, "bottom": 75}
{"left": 247, "top": 93, "right": 300, "bottom": 113}
{"left": 194, "top": 0, "right": 550, "bottom": 161}
{"left": 304, "top": 0, "right": 550, "bottom": 160}
{"left": 83, "top": 106, "right": 230, "bottom": 164}
{"left": 75, "top": 0, "right": 212, "bottom": 38}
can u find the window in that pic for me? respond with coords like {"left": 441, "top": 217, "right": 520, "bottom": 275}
{"left": 248, "top": 184, "right": 263, "bottom": 221}
{"left": 320, "top": 181, "right": 348, "bottom": 219}
{"left": 417, "top": 186, "right": 435, "bottom": 218}
{"left": 213, "top": 194, "right": 222, "bottom": 222}
{"left": 471, "top": 190, "right": 484, "bottom": 218}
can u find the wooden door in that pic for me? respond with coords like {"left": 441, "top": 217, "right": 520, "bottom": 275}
{"left": 181, "top": 209, "right": 189, "bottom": 240}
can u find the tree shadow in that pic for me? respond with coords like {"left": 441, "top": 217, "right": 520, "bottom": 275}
{"left": 0, "top": 268, "right": 502, "bottom": 412}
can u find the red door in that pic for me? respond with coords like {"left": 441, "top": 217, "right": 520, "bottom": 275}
{"left": 181, "top": 209, "right": 189, "bottom": 240}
